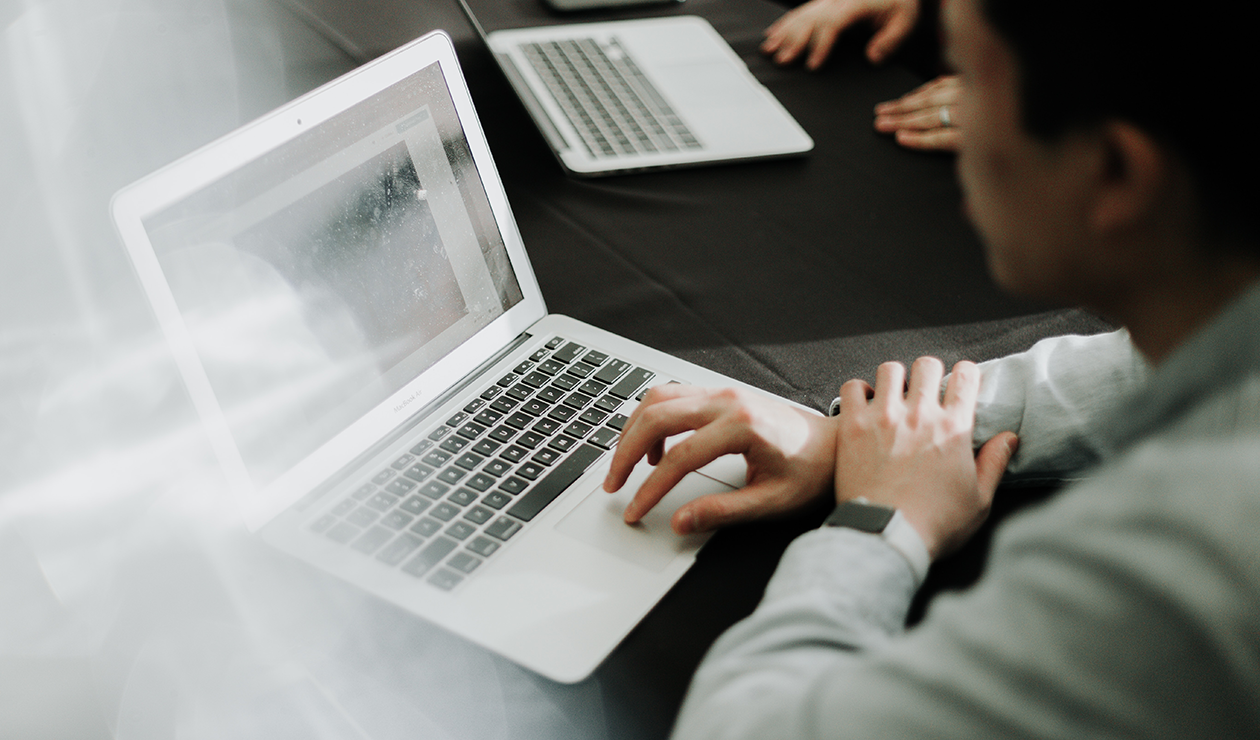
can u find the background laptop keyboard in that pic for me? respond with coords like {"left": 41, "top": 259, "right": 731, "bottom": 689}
{"left": 520, "top": 37, "right": 701, "bottom": 159}
{"left": 308, "top": 337, "right": 656, "bottom": 591}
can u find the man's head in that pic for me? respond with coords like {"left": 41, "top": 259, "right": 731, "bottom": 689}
{"left": 945, "top": 0, "right": 1257, "bottom": 321}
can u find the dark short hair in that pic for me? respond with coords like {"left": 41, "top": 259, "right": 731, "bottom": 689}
{"left": 980, "top": 0, "right": 1256, "bottom": 248}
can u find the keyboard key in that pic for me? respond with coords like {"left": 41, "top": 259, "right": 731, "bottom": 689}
{"left": 399, "top": 496, "right": 431, "bottom": 515}
{"left": 448, "top": 488, "right": 479, "bottom": 506}
{"left": 507, "top": 443, "right": 604, "bottom": 522}
{"left": 532, "top": 448, "right": 562, "bottom": 466}
{"left": 563, "top": 391, "right": 593, "bottom": 409}
{"left": 408, "top": 439, "right": 433, "bottom": 456}
{"left": 551, "top": 374, "right": 578, "bottom": 391}
{"left": 454, "top": 452, "right": 484, "bottom": 470}
{"left": 409, "top": 517, "right": 442, "bottom": 537}
{"left": 522, "top": 371, "right": 551, "bottom": 388}
{"left": 490, "top": 396, "right": 518, "bottom": 413}
{"left": 446, "top": 521, "right": 476, "bottom": 540}
{"left": 473, "top": 409, "right": 503, "bottom": 426}
{"left": 500, "top": 445, "right": 528, "bottom": 463}
{"left": 446, "top": 411, "right": 469, "bottom": 427}
{"left": 418, "top": 481, "right": 449, "bottom": 500}
{"left": 350, "top": 483, "right": 375, "bottom": 500}
{"left": 517, "top": 462, "right": 546, "bottom": 480}
{"left": 402, "top": 537, "right": 458, "bottom": 577}
{"left": 608, "top": 413, "right": 629, "bottom": 431}
{"left": 465, "top": 505, "right": 495, "bottom": 525}
{"left": 582, "top": 350, "right": 609, "bottom": 366}
{"left": 547, "top": 405, "right": 577, "bottom": 423}
{"left": 521, "top": 399, "right": 550, "bottom": 416}
{"left": 448, "top": 552, "right": 482, "bottom": 574}
{"left": 545, "top": 336, "right": 566, "bottom": 349}
{"left": 331, "top": 499, "right": 356, "bottom": 516}
{"left": 439, "top": 436, "right": 470, "bottom": 454}
{"left": 514, "top": 361, "right": 534, "bottom": 375}
{"left": 352, "top": 526, "right": 393, "bottom": 554}
{"left": 538, "top": 359, "right": 565, "bottom": 375}
{"left": 482, "top": 459, "right": 512, "bottom": 477}
{"left": 505, "top": 412, "right": 533, "bottom": 429}
{"left": 428, "top": 426, "right": 452, "bottom": 441}
{"left": 465, "top": 473, "right": 496, "bottom": 492}
{"left": 609, "top": 367, "right": 655, "bottom": 400}
{"left": 403, "top": 464, "right": 434, "bottom": 483}
{"left": 499, "top": 476, "right": 529, "bottom": 495}
{"left": 578, "top": 379, "right": 608, "bottom": 396}
{"left": 485, "top": 516, "right": 524, "bottom": 541}
{"left": 516, "top": 431, "right": 545, "bottom": 449}
{"left": 480, "top": 386, "right": 503, "bottom": 400}
{"left": 366, "top": 492, "right": 399, "bottom": 512}
{"left": 548, "top": 435, "right": 578, "bottom": 453}
{"left": 530, "top": 348, "right": 550, "bottom": 362}
{"left": 347, "top": 507, "right": 379, "bottom": 528}
{"left": 589, "top": 427, "right": 619, "bottom": 449}
{"left": 488, "top": 425, "right": 517, "bottom": 443}
{"left": 468, "top": 536, "right": 500, "bottom": 557}
{"left": 594, "top": 395, "right": 623, "bottom": 413}
{"left": 506, "top": 383, "right": 534, "bottom": 401}
{"left": 376, "top": 533, "right": 424, "bottom": 566}
{"left": 496, "top": 373, "right": 518, "bottom": 387}
{"left": 463, "top": 398, "right": 486, "bottom": 414}
{"left": 537, "top": 386, "right": 565, "bottom": 403}
{"left": 472, "top": 438, "right": 503, "bottom": 455}
{"left": 422, "top": 450, "right": 452, "bottom": 467}
{"left": 430, "top": 502, "right": 461, "bottom": 522}
{"left": 579, "top": 408, "right": 609, "bottom": 425}
{"left": 456, "top": 423, "right": 487, "bottom": 440}
{"left": 565, "top": 362, "right": 596, "bottom": 379}
{"left": 390, "top": 453, "right": 414, "bottom": 470}
{"left": 594, "top": 358, "right": 631, "bottom": 384}
{"left": 385, "top": 478, "right": 415, "bottom": 496}
{"left": 533, "top": 418, "right": 562, "bottom": 436}
{"left": 427, "top": 569, "right": 463, "bottom": 591}
{"left": 326, "top": 521, "right": 360, "bottom": 544}
{"left": 563, "top": 421, "right": 593, "bottom": 438}
{"left": 372, "top": 469, "right": 394, "bottom": 485}
{"left": 437, "top": 468, "right": 466, "bottom": 485}
{"left": 553, "top": 342, "right": 586, "bottom": 364}
{"left": 481, "top": 491, "right": 511, "bottom": 510}
{"left": 382, "top": 510, "right": 415, "bottom": 530}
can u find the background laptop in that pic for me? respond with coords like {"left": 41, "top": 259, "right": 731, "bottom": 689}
{"left": 457, "top": 2, "right": 814, "bottom": 175}
{"left": 111, "top": 30, "right": 796, "bottom": 683}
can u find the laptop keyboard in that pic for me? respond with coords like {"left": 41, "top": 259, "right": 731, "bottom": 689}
{"left": 307, "top": 336, "right": 657, "bottom": 591}
{"left": 520, "top": 37, "right": 702, "bottom": 159}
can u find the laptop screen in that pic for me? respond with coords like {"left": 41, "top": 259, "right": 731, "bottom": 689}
{"left": 141, "top": 60, "right": 523, "bottom": 487}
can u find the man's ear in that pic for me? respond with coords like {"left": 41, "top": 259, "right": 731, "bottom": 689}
{"left": 1090, "top": 121, "right": 1170, "bottom": 235}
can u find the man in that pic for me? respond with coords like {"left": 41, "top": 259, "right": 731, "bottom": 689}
{"left": 603, "top": 0, "right": 1260, "bottom": 735}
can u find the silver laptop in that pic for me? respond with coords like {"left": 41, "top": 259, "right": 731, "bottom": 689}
{"left": 111, "top": 30, "right": 793, "bottom": 683}
{"left": 466, "top": 9, "right": 814, "bottom": 176}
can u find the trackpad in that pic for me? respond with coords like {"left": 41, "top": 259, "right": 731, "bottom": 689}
{"left": 555, "top": 460, "right": 732, "bottom": 572}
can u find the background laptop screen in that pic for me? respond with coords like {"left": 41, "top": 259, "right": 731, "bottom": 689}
{"left": 141, "top": 60, "right": 523, "bottom": 487}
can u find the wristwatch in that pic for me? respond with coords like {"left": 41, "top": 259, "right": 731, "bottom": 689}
{"left": 824, "top": 498, "right": 931, "bottom": 584}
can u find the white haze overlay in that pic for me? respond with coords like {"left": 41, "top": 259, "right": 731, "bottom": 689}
{"left": 0, "top": 1, "right": 624, "bottom": 736}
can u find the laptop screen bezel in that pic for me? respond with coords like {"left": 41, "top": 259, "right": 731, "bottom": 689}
{"left": 111, "top": 30, "right": 548, "bottom": 530}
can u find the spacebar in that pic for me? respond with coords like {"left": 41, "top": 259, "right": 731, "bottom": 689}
{"left": 507, "top": 443, "right": 605, "bottom": 522}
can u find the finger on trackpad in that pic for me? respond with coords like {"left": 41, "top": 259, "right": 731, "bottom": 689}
{"left": 554, "top": 460, "right": 732, "bottom": 572}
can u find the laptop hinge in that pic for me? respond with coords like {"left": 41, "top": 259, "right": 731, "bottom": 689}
{"left": 292, "top": 331, "right": 535, "bottom": 511}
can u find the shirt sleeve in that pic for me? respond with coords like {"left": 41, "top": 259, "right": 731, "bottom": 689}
{"left": 970, "top": 329, "right": 1148, "bottom": 482}
{"left": 670, "top": 444, "right": 1260, "bottom": 740}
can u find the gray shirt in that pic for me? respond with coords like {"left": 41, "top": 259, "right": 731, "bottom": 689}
{"left": 671, "top": 284, "right": 1260, "bottom": 739}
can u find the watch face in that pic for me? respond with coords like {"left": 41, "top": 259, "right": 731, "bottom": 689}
{"left": 825, "top": 500, "right": 896, "bottom": 533}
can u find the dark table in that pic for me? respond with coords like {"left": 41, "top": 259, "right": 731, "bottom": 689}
{"left": 444, "top": 0, "right": 1108, "bottom": 736}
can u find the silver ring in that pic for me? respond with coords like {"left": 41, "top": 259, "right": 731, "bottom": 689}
{"left": 939, "top": 105, "right": 952, "bottom": 127}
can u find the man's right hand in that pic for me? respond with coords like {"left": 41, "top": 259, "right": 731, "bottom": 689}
{"left": 761, "top": 0, "right": 921, "bottom": 70}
